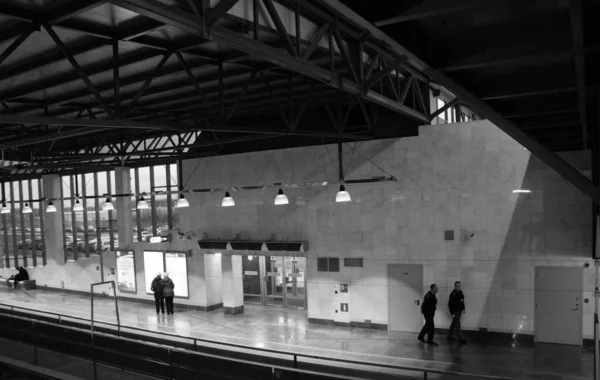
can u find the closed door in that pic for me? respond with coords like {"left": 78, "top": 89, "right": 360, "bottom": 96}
{"left": 388, "top": 264, "right": 423, "bottom": 332}
{"left": 284, "top": 256, "right": 307, "bottom": 309}
{"left": 535, "top": 267, "right": 582, "bottom": 345}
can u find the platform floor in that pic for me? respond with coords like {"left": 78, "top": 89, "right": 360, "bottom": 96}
{"left": 0, "top": 287, "right": 592, "bottom": 380}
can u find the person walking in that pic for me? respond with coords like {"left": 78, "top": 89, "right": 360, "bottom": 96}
{"left": 162, "top": 272, "right": 175, "bottom": 315}
{"left": 448, "top": 281, "right": 466, "bottom": 344}
{"left": 418, "top": 283, "right": 438, "bottom": 346}
{"left": 151, "top": 272, "right": 165, "bottom": 314}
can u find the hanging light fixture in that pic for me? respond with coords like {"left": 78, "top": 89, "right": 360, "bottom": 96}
{"left": 73, "top": 198, "right": 84, "bottom": 212}
{"left": 1, "top": 201, "right": 9, "bottom": 214}
{"left": 137, "top": 195, "right": 150, "bottom": 210}
{"left": 102, "top": 196, "right": 114, "bottom": 212}
{"left": 221, "top": 191, "right": 235, "bottom": 207}
{"left": 336, "top": 185, "right": 351, "bottom": 203}
{"left": 274, "top": 188, "right": 289, "bottom": 205}
{"left": 176, "top": 193, "right": 189, "bottom": 208}
{"left": 22, "top": 203, "right": 33, "bottom": 214}
{"left": 46, "top": 201, "right": 57, "bottom": 213}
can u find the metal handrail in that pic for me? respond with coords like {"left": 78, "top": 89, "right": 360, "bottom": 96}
{"left": 0, "top": 301, "right": 513, "bottom": 380}
{"left": 5, "top": 325, "right": 378, "bottom": 380}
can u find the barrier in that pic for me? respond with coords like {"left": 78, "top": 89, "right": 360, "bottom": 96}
{"left": 0, "top": 301, "right": 514, "bottom": 380}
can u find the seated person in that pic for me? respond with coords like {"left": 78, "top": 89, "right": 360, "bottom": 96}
{"left": 9, "top": 266, "right": 29, "bottom": 289}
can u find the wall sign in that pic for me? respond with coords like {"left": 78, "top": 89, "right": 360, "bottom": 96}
{"left": 115, "top": 251, "right": 136, "bottom": 293}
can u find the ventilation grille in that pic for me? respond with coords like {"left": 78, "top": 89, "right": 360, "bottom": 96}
{"left": 344, "top": 258, "right": 363, "bottom": 267}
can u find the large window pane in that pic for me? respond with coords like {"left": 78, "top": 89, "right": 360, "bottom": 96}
{"left": 170, "top": 163, "right": 181, "bottom": 231}
{"left": 153, "top": 165, "right": 168, "bottom": 234}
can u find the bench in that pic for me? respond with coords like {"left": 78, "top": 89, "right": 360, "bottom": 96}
{"left": 16, "top": 280, "right": 36, "bottom": 290}
{"left": 0, "top": 278, "right": 36, "bottom": 290}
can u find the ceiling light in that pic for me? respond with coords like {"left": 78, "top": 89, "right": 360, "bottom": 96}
{"left": 102, "top": 197, "right": 114, "bottom": 212}
{"left": 73, "top": 199, "right": 84, "bottom": 212}
{"left": 512, "top": 189, "right": 532, "bottom": 194}
{"left": 1, "top": 202, "right": 10, "bottom": 214}
{"left": 22, "top": 203, "right": 33, "bottom": 214}
{"left": 335, "top": 185, "right": 351, "bottom": 203}
{"left": 248, "top": 255, "right": 253, "bottom": 260}
{"left": 46, "top": 201, "right": 57, "bottom": 213}
{"left": 214, "top": 252, "right": 222, "bottom": 257}
{"left": 137, "top": 196, "right": 150, "bottom": 210}
{"left": 221, "top": 191, "right": 235, "bottom": 207}
{"left": 274, "top": 189, "right": 288, "bottom": 205}
{"left": 176, "top": 193, "right": 189, "bottom": 208}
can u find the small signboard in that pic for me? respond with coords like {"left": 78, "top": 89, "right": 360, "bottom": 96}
{"left": 244, "top": 271, "right": 258, "bottom": 275}
{"left": 341, "top": 303, "right": 349, "bottom": 312}
{"left": 340, "top": 284, "right": 348, "bottom": 293}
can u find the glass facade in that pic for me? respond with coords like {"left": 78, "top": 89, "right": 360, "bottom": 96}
{"left": 1, "top": 179, "right": 46, "bottom": 268}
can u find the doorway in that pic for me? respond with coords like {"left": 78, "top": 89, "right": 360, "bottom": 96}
{"left": 534, "top": 266, "right": 583, "bottom": 345}
{"left": 242, "top": 255, "right": 307, "bottom": 309}
{"left": 388, "top": 264, "right": 423, "bottom": 332}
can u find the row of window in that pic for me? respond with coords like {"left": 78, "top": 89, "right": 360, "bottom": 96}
{"left": 436, "top": 98, "right": 474, "bottom": 124}
{"left": 59, "top": 164, "right": 182, "bottom": 262}
{"left": 0, "top": 163, "right": 182, "bottom": 268}
{"left": 0, "top": 179, "right": 46, "bottom": 269}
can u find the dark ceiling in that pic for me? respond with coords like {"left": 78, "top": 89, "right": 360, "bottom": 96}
{"left": 0, "top": 0, "right": 598, "bottom": 179}
{"left": 343, "top": 0, "right": 600, "bottom": 153}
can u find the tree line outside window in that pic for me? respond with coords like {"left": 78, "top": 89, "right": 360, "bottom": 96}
{"left": 0, "top": 179, "right": 46, "bottom": 269}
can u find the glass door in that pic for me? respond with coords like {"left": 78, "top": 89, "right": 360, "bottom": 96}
{"left": 265, "top": 256, "right": 285, "bottom": 306}
{"left": 242, "top": 255, "right": 262, "bottom": 304}
{"left": 284, "top": 256, "right": 306, "bottom": 309}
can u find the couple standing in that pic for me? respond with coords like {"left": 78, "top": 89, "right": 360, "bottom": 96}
{"left": 151, "top": 272, "right": 175, "bottom": 315}
{"left": 418, "top": 281, "right": 466, "bottom": 346}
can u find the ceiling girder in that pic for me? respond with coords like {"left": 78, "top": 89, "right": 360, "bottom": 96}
{"left": 111, "top": 0, "right": 429, "bottom": 123}
{"left": 321, "top": 0, "right": 600, "bottom": 205}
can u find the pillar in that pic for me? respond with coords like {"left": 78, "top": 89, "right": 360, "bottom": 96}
{"left": 42, "top": 174, "right": 64, "bottom": 263}
{"left": 221, "top": 254, "right": 244, "bottom": 315}
{"left": 114, "top": 167, "right": 133, "bottom": 247}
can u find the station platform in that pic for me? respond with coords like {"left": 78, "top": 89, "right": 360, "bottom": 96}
{"left": 0, "top": 287, "right": 592, "bottom": 380}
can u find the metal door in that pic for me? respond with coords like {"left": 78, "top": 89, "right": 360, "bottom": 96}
{"left": 388, "top": 264, "right": 423, "bottom": 332}
{"left": 535, "top": 267, "right": 583, "bottom": 345}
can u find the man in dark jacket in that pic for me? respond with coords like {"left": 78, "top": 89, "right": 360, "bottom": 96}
{"left": 418, "top": 283, "right": 438, "bottom": 346}
{"left": 448, "top": 281, "right": 466, "bottom": 343}
{"left": 9, "top": 267, "right": 29, "bottom": 289}
{"left": 151, "top": 272, "right": 165, "bottom": 314}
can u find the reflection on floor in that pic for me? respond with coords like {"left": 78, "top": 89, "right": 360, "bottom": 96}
{"left": 0, "top": 288, "right": 592, "bottom": 380}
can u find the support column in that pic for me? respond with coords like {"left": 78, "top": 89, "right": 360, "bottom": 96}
{"left": 114, "top": 167, "right": 133, "bottom": 247}
{"left": 42, "top": 174, "right": 64, "bottom": 263}
{"left": 221, "top": 254, "right": 244, "bottom": 315}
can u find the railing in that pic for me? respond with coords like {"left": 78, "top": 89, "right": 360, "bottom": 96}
{"left": 0, "top": 301, "right": 514, "bottom": 380}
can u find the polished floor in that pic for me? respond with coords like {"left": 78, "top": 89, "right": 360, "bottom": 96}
{"left": 0, "top": 288, "right": 592, "bottom": 380}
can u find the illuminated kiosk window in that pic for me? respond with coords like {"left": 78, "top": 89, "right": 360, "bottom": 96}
{"left": 143, "top": 250, "right": 189, "bottom": 298}
{"left": 166, "top": 252, "right": 189, "bottom": 298}
{"left": 116, "top": 250, "right": 136, "bottom": 293}
{"left": 144, "top": 251, "right": 164, "bottom": 294}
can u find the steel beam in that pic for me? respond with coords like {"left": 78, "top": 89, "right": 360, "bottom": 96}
{"left": 206, "top": 0, "right": 239, "bottom": 28}
{"left": 44, "top": 25, "right": 114, "bottom": 118}
{"left": 0, "top": 114, "right": 369, "bottom": 140}
{"left": 322, "top": 0, "right": 600, "bottom": 204}
{"left": 113, "top": 0, "right": 428, "bottom": 123}
{"left": 430, "top": 97, "right": 459, "bottom": 121}
{"left": 374, "top": 0, "right": 480, "bottom": 27}
{"left": 0, "top": 30, "right": 33, "bottom": 66}
{"left": 568, "top": 0, "right": 588, "bottom": 149}
{"left": 0, "top": 127, "right": 108, "bottom": 149}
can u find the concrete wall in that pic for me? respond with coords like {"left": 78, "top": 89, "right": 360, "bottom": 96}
{"left": 0, "top": 119, "right": 595, "bottom": 339}
{"left": 179, "top": 119, "right": 594, "bottom": 337}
